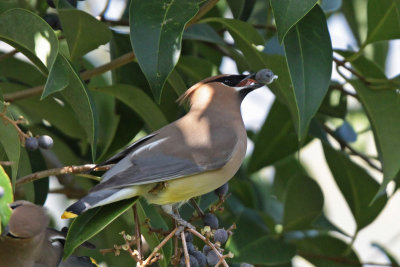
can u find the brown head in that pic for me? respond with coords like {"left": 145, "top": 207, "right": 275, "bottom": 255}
{"left": 177, "top": 74, "right": 265, "bottom": 112}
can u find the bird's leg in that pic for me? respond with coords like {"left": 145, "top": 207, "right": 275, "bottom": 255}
{"left": 162, "top": 205, "right": 194, "bottom": 235}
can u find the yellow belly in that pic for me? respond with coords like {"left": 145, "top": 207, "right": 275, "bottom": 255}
{"left": 143, "top": 140, "right": 246, "bottom": 205}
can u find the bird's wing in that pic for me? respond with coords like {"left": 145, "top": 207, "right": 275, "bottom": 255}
{"left": 90, "top": 126, "right": 239, "bottom": 192}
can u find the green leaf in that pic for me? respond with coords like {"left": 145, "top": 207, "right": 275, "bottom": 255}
{"left": 42, "top": 54, "right": 98, "bottom": 159}
{"left": 201, "top": 18, "right": 265, "bottom": 69}
{"left": 0, "top": 101, "right": 20, "bottom": 182}
{"left": 270, "top": 0, "right": 317, "bottom": 43}
{"left": 283, "top": 174, "right": 324, "bottom": 231}
{"left": 0, "top": 8, "right": 58, "bottom": 74}
{"left": 283, "top": 5, "right": 332, "bottom": 139}
{"left": 129, "top": 0, "right": 201, "bottom": 101}
{"left": 372, "top": 243, "right": 400, "bottom": 267}
{"left": 349, "top": 79, "right": 400, "bottom": 181}
{"left": 94, "top": 85, "right": 168, "bottom": 131}
{"left": 28, "top": 150, "right": 49, "bottom": 206}
{"left": 183, "top": 24, "right": 225, "bottom": 45}
{"left": 63, "top": 197, "right": 138, "bottom": 259}
{"left": 323, "top": 143, "right": 387, "bottom": 230}
{"left": 365, "top": 0, "right": 400, "bottom": 45}
{"left": 231, "top": 236, "right": 296, "bottom": 265}
{"left": 137, "top": 200, "right": 172, "bottom": 266}
{"left": 58, "top": 9, "right": 112, "bottom": 60}
{"left": 227, "top": 0, "right": 256, "bottom": 21}
{"left": 0, "top": 166, "right": 13, "bottom": 233}
{"left": 248, "top": 100, "right": 307, "bottom": 173}
{"left": 296, "top": 235, "right": 361, "bottom": 267}
{"left": 0, "top": 55, "right": 46, "bottom": 86}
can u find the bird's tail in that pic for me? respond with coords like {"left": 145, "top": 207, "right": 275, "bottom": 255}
{"left": 61, "top": 187, "right": 140, "bottom": 219}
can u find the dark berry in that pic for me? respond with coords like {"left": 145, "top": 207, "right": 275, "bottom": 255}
{"left": 203, "top": 213, "right": 219, "bottom": 229}
{"left": 191, "top": 250, "right": 207, "bottom": 267}
{"left": 255, "top": 69, "right": 277, "bottom": 84}
{"left": 186, "top": 242, "right": 195, "bottom": 254}
{"left": 46, "top": 0, "right": 56, "bottom": 8}
{"left": 206, "top": 250, "right": 219, "bottom": 266}
{"left": 185, "top": 232, "right": 193, "bottom": 243}
{"left": 202, "top": 245, "right": 211, "bottom": 255}
{"left": 25, "top": 137, "right": 39, "bottom": 151}
{"left": 38, "top": 135, "right": 54, "bottom": 149}
{"left": 43, "top": 14, "right": 62, "bottom": 30}
{"left": 214, "top": 183, "right": 229, "bottom": 196}
{"left": 214, "top": 229, "right": 228, "bottom": 244}
{"left": 180, "top": 255, "right": 199, "bottom": 267}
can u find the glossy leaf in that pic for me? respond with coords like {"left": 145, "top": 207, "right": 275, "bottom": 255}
{"left": 323, "top": 143, "right": 387, "bottom": 230}
{"left": 296, "top": 235, "right": 361, "bottom": 266}
{"left": 28, "top": 150, "right": 49, "bottom": 205}
{"left": 0, "top": 101, "right": 20, "bottom": 182}
{"left": 64, "top": 197, "right": 138, "bottom": 259}
{"left": 270, "top": 0, "right": 317, "bottom": 43}
{"left": 283, "top": 5, "right": 332, "bottom": 139}
{"left": 248, "top": 100, "right": 304, "bottom": 173}
{"left": 365, "top": 0, "right": 400, "bottom": 45}
{"left": 232, "top": 236, "right": 295, "bottom": 265}
{"left": 283, "top": 174, "right": 324, "bottom": 231}
{"left": 183, "top": 23, "right": 225, "bottom": 45}
{"left": 94, "top": 84, "right": 168, "bottom": 131}
{"left": 227, "top": 0, "right": 256, "bottom": 21}
{"left": 0, "top": 8, "right": 58, "bottom": 74}
{"left": 129, "top": 0, "right": 200, "bottom": 101}
{"left": 0, "top": 56, "right": 46, "bottom": 86}
{"left": 0, "top": 166, "right": 13, "bottom": 233}
{"left": 58, "top": 9, "right": 111, "bottom": 60}
{"left": 349, "top": 79, "right": 400, "bottom": 180}
{"left": 42, "top": 54, "right": 98, "bottom": 159}
{"left": 201, "top": 18, "right": 265, "bottom": 69}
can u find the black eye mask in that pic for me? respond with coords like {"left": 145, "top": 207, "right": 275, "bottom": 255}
{"left": 206, "top": 74, "right": 249, "bottom": 87}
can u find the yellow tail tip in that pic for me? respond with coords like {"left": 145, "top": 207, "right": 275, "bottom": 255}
{"left": 90, "top": 257, "right": 99, "bottom": 266}
{"left": 61, "top": 211, "right": 78, "bottom": 219}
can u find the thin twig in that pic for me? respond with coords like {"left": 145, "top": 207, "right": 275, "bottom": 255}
{"left": 15, "top": 164, "right": 112, "bottom": 186}
{"left": 323, "top": 125, "right": 382, "bottom": 172}
{"left": 98, "top": 0, "right": 111, "bottom": 19}
{"left": 181, "top": 231, "right": 191, "bottom": 267}
{"left": 333, "top": 57, "right": 370, "bottom": 85}
{"left": 329, "top": 84, "right": 358, "bottom": 99}
{"left": 0, "top": 161, "right": 13, "bottom": 166}
{"left": 133, "top": 204, "right": 143, "bottom": 261}
{"left": 187, "top": 0, "right": 220, "bottom": 28}
{"left": 190, "top": 198, "right": 205, "bottom": 217}
{"left": 3, "top": 52, "right": 136, "bottom": 102}
{"left": 140, "top": 227, "right": 179, "bottom": 266}
{"left": 187, "top": 228, "right": 229, "bottom": 267}
{"left": 0, "top": 103, "right": 29, "bottom": 142}
{"left": 0, "top": 49, "right": 18, "bottom": 62}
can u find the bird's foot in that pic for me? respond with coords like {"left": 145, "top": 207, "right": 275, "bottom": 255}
{"left": 169, "top": 213, "right": 194, "bottom": 235}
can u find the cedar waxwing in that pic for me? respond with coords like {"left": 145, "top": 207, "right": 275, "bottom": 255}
{"left": 0, "top": 201, "right": 97, "bottom": 267}
{"left": 62, "top": 69, "right": 277, "bottom": 220}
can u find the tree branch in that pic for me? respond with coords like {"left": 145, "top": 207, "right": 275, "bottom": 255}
{"left": 187, "top": 0, "right": 220, "bottom": 28}
{"left": 0, "top": 49, "right": 18, "bottom": 62}
{"left": 15, "top": 164, "right": 112, "bottom": 186}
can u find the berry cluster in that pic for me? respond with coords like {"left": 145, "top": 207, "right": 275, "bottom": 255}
{"left": 25, "top": 135, "right": 54, "bottom": 151}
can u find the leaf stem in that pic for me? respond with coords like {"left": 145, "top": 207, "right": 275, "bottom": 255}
{"left": 187, "top": 0, "right": 220, "bottom": 28}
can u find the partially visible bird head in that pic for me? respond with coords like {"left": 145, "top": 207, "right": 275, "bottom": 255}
{"left": 4, "top": 201, "right": 49, "bottom": 239}
{"left": 178, "top": 69, "right": 277, "bottom": 108}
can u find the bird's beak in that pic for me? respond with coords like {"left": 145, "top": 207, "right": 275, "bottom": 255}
{"left": 234, "top": 73, "right": 265, "bottom": 91}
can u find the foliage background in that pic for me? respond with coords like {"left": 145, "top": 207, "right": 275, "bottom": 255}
{"left": 1, "top": 0, "right": 400, "bottom": 266}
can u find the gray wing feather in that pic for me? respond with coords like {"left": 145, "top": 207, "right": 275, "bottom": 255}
{"left": 90, "top": 128, "right": 238, "bottom": 192}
